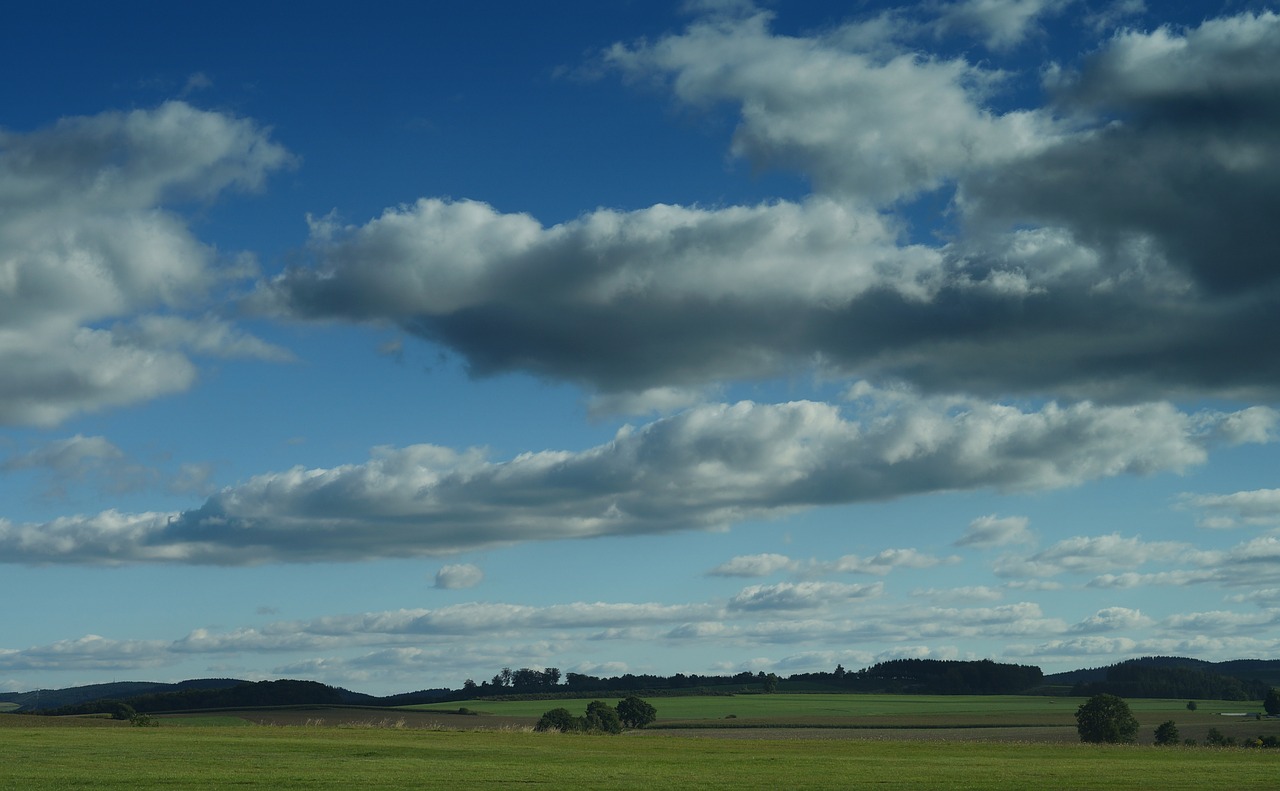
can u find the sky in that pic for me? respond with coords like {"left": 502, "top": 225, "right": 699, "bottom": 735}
{"left": 2, "top": 0, "right": 1280, "bottom": 697}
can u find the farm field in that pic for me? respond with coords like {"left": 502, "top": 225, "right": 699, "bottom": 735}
{"left": 3, "top": 712, "right": 1280, "bottom": 790}
{"left": 405, "top": 693, "right": 1280, "bottom": 744}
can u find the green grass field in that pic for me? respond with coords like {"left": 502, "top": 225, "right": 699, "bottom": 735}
{"left": 3, "top": 715, "right": 1280, "bottom": 790}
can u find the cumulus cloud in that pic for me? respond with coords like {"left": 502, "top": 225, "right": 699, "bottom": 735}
{"left": 0, "top": 101, "right": 293, "bottom": 426}
{"left": 252, "top": 10, "right": 1280, "bottom": 406}
{"left": 0, "top": 392, "right": 1261, "bottom": 565}
{"left": 965, "top": 12, "right": 1280, "bottom": 296}
{"left": 434, "top": 563, "right": 484, "bottom": 590}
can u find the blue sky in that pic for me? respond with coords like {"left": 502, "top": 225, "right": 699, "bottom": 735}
{"left": 3, "top": 0, "right": 1280, "bottom": 696}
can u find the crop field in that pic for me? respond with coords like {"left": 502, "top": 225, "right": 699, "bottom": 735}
{"left": 406, "top": 693, "right": 1280, "bottom": 744}
{"left": 3, "top": 696, "right": 1279, "bottom": 790}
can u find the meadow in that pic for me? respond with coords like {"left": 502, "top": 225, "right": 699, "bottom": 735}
{"left": 2, "top": 695, "right": 1279, "bottom": 790}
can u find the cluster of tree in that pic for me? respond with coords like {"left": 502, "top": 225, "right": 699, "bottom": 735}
{"left": 790, "top": 659, "right": 1042, "bottom": 694}
{"left": 38, "top": 680, "right": 349, "bottom": 716}
{"left": 534, "top": 697, "right": 657, "bottom": 734}
{"left": 1071, "top": 660, "right": 1270, "bottom": 701}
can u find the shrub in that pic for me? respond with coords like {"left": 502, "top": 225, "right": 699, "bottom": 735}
{"left": 1186, "top": 700, "right": 1197, "bottom": 711}
{"left": 1205, "top": 727, "right": 1235, "bottom": 747}
{"left": 1153, "top": 720, "right": 1179, "bottom": 746}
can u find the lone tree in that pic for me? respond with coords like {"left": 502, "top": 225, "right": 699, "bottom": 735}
{"left": 1075, "top": 693, "right": 1139, "bottom": 744}
{"left": 1264, "top": 688, "right": 1280, "bottom": 716}
{"left": 1153, "top": 720, "right": 1180, "bottom": 746}
{"left": 616, "top": 696, "right": 657, "bottom": 729}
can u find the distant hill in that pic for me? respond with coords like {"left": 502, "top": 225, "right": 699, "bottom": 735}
{"left": 0, "top": 678, "right": 245, "bottom": 712}
{"left": 4, "top": 656, "right": 1277, "bottom": 715}
{"left": 1044, "top": 656, "right": 1280, "bottom": 686}
{"left": 1044, "top": 656, "right": 1280, "bottom": 699}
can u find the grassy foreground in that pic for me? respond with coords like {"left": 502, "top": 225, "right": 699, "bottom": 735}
{"left": 2, "top": 719, "right": 1279, "bottom": 790}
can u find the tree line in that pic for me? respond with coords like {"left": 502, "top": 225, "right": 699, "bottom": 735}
{"left": 789, "top": 659, "right": 1043, "bottom": 695}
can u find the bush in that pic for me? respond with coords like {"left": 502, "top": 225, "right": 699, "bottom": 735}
{"left": 1153, "top": 720, "right": 1179, "bottom": 746}
{"left": 1186, "top": 700, "right": 1197, "bottom": 711}
{"left": 1205, "top": 727, "right": 1235, "bottom": 747}
{"left": 1075, "top": 693, "right": 1139, "bottom": 744}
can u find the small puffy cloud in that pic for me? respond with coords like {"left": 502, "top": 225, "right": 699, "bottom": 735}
{"left": 911, "top": 586, "right": 1003, "bottom": 602}
{"left": 707, "top": 553, "right": 797, "bottom": 577}
{"left": 0, "top": 394, "right": 1264, "bottom": 565}
{"left": 1009, "top": 636, "right": 1139, "bottom": 658}
{"left": 818, "top": 548, "right": 957, "bottom": 576}
{"left": 955, "top": 514, "right": 1033, "bottom": 548}
{"left": 728, "top": 581, "right": 884, "bottom": 611}
{"left": 929, "top": 0, "right": 1071, "bottom": 50}
{"left": 1069, "top": 607, "right": 1153, "bottom": 634}
{"left": 1, "top": 435, "right": 123, "bottom": 474}
{"left": 434, "top": 563, "right": 484, "bottom": 590}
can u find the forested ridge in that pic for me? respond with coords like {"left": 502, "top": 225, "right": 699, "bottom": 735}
{"left": 8, "top": 656, "right": 1280, "bottom": 715}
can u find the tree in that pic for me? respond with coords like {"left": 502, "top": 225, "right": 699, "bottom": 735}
{"left": 1186, "top": 700, "right": 1197, "bottom": 711}
{"left": 584, "top": 700, "right": 622, "bottom": 734}
{"left": 1075, "top": 693, "right": 1139, "bottom": 744}
{"left": 1153, "top": 720, "right": 1180, "bottom": 746}
{"left": 1264, "top": 688, "right": 1280, "bottom": 716}
{"left": 616, "top": 696, "right": 657, "bottom": 729}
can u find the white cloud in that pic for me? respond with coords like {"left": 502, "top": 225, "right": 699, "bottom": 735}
{"left": 0, "top": 393, "right": 1257, "bottom": 565}
{"left": 819, "top": 548, "right": 957, "bottom": 576}
{"left": 996, "top": 533, "right": 1191, "bottom": 578}
{"left": 728, "top": 581, "right": 884, "bottom": 611}
{"left": 0, "top": 102, "right": 293, "bottom": 426}
{"left": 955, "top": 514, "right": 1033, "bottom": 548}
{"left": 1183, "top": 488, "right": 1280, "bottom": 529}
{"left": 434, "top": 563, "right": 484, "bottom": 590}
{"left": 707, "top": 553, "right": 797, "bottom": 577}
{"left": 1069, "top": 606, "right": 1153, "bottom": 633}
{"left": 605, "top": 11, "right": 1050, "bottom": 203}
{"left": 929, "top": 0, "right": 1072, "bottom": 50}
{"left": 911, "top": 586, "right": 1004, "bottom": 602}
